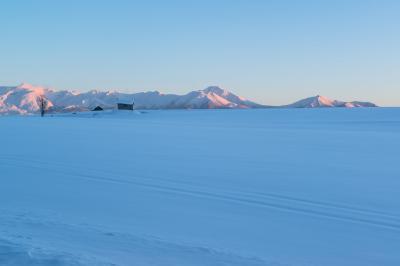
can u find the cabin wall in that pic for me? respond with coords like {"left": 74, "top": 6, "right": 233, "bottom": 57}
{"left": 117, "top": 103, "right": 134, "bottom": 110}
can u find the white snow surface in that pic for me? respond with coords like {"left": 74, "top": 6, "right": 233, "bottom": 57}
{"left": 1, "top": 108, "right": 399, "bottom": 266}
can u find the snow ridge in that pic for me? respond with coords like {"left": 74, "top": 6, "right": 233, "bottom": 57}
{"left": 283, "top": 95, "right": 377, "bottom": 108}
{"left": 0, "top": 84, "right": 264, "bottom": 115}
{"left": 0, "top": 83, "right": 377, "bottom": 115}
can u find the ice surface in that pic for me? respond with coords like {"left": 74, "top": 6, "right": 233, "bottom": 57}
{"left": 1, "top": 108, "right": 399, "bottom": 265}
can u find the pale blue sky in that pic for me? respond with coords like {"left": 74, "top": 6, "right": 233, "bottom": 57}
{"left": 1, "top": 0, "right": 399, "bottom": 106}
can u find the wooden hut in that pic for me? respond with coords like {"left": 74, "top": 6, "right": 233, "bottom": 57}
{"left": 116, "top": 96, "right": 134, "bottom": 110}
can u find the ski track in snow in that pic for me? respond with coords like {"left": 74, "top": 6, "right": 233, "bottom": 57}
{"left": 1, "top": 108, "right": 400, "bottom": 266}
{"left": 2, "top": 155, "right": 400, "bottom": 232}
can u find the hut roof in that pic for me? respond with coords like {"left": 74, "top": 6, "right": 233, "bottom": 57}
{"left": 92, "top": 106, "right": 103, "bottom": 111}
{"left": 117, "top": 95, "right": 134, "bottom": 105}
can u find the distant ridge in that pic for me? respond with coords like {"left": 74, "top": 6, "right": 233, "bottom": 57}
{"left": 282, "top": 95, "right": 377, "bottom": 108}
{"left": 0, "top": 83, "right": 377, "bottom": 115}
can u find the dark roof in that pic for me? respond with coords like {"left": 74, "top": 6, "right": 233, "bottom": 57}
{"left": 92, "top": 106, "right": 103, "bottom": 111}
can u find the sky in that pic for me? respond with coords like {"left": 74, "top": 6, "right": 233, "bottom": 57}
{"left": 1, "top": 0, "right": 399, "bottom": 106}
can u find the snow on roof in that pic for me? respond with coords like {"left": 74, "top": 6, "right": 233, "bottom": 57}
{"left": 116, "top": 95, "right": 134, "bottom": 105}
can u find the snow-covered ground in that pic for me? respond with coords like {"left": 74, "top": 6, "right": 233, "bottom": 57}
{"left": 1, "top": 108, "right": 400, "bottom": 266}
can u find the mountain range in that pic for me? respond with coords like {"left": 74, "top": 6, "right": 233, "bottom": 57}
{"left": 0, "top": 83, "right": 377, "bottom": 115}
{"left": 283, "top": 95, "right": 377, "bottom": 108}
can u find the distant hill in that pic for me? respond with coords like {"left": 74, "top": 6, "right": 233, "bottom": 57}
{"left": 282, "top": 95, "right": 377, "bottom": 108}
{"left": 0, "top": 83, "right": 377, "bottom": 115}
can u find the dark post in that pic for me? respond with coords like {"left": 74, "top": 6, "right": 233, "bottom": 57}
{"left": 38, "top": 96, "right": 48, "bottom": 117}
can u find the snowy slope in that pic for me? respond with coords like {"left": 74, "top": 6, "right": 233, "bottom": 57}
{"left": 0, "top": 83, "right": 377, "bottom": 115}
{"left": 1, "top": 108, "right": 400, "bottom": 266}
{"left": 0, "top": 83, "right": 54, "bottom": 115}
{"left": 284, "top": 95, "right": 377, "bottom": 108}
{"left": 0, "top": 83, "right": 263, "bottom": 115}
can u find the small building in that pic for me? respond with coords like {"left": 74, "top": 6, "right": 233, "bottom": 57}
{"left": 116, "top": 96, "right": 135, "bottom": 111}
{"left": 117, "top": 103, "right": 134, "bottom": 110}
{"left": 92, "top": 106, "right": 103, "bottom": 111}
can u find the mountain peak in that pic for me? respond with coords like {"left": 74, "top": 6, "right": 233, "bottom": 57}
{"left": 202, "top": 86, "right": 227, "bottom": 95}
{"left": 314, "top": 95, "right": 331, "bottom": 100}
{"left": 17, "top": 82, "right": 36, "bottom": 90}
{"left": 16, "top": 83, "right": 49, "bottom": 94}
{"left": 285, "top": 95, "right": 376, "bottom": 108}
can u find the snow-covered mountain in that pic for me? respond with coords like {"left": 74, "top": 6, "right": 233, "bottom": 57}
{"left": 126, "top": 86, "right": 265, "bottom": 109}
{"left": 0, "top": 83, "right": 54, "bottom": 115}
{"left": 0, "top": 84, "right": 264, "bottom": 115}
{"left": 0, "top": 83, "right": 377, "bottom": 115}
{"left": 283, "top": 95, "right": 377, "bottom": 108}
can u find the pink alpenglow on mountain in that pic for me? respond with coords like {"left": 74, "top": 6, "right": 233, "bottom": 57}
{"left": 0, "top": 83, "right": 377, "bottom": 115}
{"left": 284, "top": 95, "right": 377, "bottom": 108}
